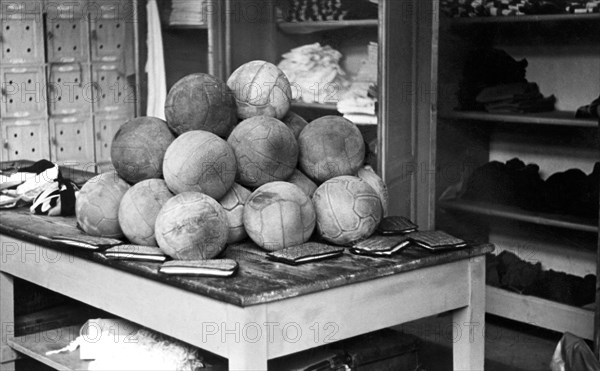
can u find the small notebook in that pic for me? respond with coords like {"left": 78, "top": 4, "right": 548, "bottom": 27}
{"left": 409, "top": 231, "right": 467, "bottom": 252}
{"left": 377, "top": 216, "right": 418, "bottom": 235}
{"left": 266, "top": 242, "right": 344, "bottom": 265}
{"left": 350, "top": 235, "right": 412, "bottom": 257}
{"left": 159, "top": 259, "right": 238, "bottom": 277}
{"left": 103, "top": 245, "right": 167, "bottom": 262}
{"left": 46, "top": 235, "right": 124, "bottom": 250}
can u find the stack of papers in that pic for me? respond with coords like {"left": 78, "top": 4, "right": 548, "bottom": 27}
{"left": 169, "top": 0, "right": 206, "bottom": 26}
{"left": 337, "top": 42, "right": 378, "bottom": 125}
{"left": 278, "top": 43, "right": 350, "bottom": 105}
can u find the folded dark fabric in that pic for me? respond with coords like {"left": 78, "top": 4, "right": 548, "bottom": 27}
{"left": 377, "top": 216, "right": 418, "bottom": 235}
{"left": 267, "top": 242, "right": 344, "bottom": 265}
{"left": 409, "top": 230, "right": 467, "bottom": 251}
{"left": 159, "top": 259, "right": 238, "bottom": 277}
{"left": 350, "top": 235, "right": 411, "bottom": 257}
{"left": 30, "top": 177, "right": 78, "bottom": 216}
{"left": 575, "top": 95, "right": 600, "bottom": 118}
{"left": 485, "top": 95, "right": 556, "bottom": 113}
{"left": 476, "top": 82, "right": 542, "bottom": 104}
{"left": 104, "top": 245, "right": 167, "bottom": 262}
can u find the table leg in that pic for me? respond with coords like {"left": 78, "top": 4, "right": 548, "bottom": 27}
{"left": 0, "top": 272, "right": 17, "bottom": 371}
{"left": 226, "top": 304, "right": 268, "bottom": 371}
{"left": 452, "top": 255, "right": 486, "bottom": 371}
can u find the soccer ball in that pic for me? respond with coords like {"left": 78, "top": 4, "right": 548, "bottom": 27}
{"left": 312, "top": 176, "right": 382, "bottom": 245}
{"left": 226, "top": 60, "right": 292, "bottom": 119}
{"left": 227, "top": 116, "right": 298, "bottom": 187}
{"left": 219, "top": 183, "right": 251, "bottom": 244}
{"left": 243, "top": 182, "right": 315, "bottom": 251}
{"left": 118, "top": 179, "right": 173, "bottom": 246}
{"left": 357, "top": 165, "right": 389, "bottom": 217}
{"left": 164, "top": 73, "right": 237, "bottom": 138}
{"left": 76, "top": 171, "right": 130, "bottom": 238}
{"left": 163, "top": 130, "right": 237, "bottom": 200}
{"left": 111, "top": 116, "right": 175, "bottom": 184}
{"left": 287, "top": 169, "right": 318, "bottom": 197}
{"left": 155, "top": 192, "right": 229, "bottom": 260}
{"left": 298, "top": 115, "right": 365, "bottom": 183}
{"left": 281, "top": 111, "right": 308, "bottom": 139}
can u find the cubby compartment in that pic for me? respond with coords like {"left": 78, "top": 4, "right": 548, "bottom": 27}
{"left": 90, "top": 62, "right": 132, "bottom": 113}
{"left": 47, "top": 63, "right": 91, "bottom": 116}
{"left": 45, "top": 3, "right": 90, "bottom": 63}
{"left": 49, "top": 115, "right": 95, "bottom": 167}
{"left": 93, "top": 112, "right": 131, "bottom": 170}
{"left": 1, "top": 9, "right": 45, "bottom": 64}
{"left": 0, "top": 118, "right": 50, "bottom": 162}
{"left": 0, "top": 65, "right": 48, "bottom": 118}
{"left": 89, "top": 4, "right": 127, "bottom": 63}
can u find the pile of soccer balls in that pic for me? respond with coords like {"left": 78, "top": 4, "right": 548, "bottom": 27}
{"left": 75, "top": 60, "right": 388, "bottom": 260}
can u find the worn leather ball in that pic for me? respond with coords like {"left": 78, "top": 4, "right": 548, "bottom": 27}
{"left": 164, "top": 73, "right": 237, "bottom": 138}
{"left": 313, "top": 176, "right": 382, "bottom": 245}
{"left": 219, "top": 183, "right": 252, "bottom": 244}
{"left": 243, "top": 182, "right": 315, "bottom": 251}
{"left": 357, "top": 165, "right": 389, "bottom": 217}
{"left": 111, "top": 116, "right": 175, "bottom": 184}
{"left": 155, "top": 192, "right": 229, "bottom": 260}
{"left": 226, "top": 60, "right": 292, "bottom": 119}
{"left": 287, "top": 169, "right": 318, "bottom": 197}
{"left": 227, "top": 116, "right": 298, "bottom": 187}
{"left": 298, "top": 115, "right": 365, "bottom": 183}
{"left": 118, "top": 179, "right": 174, "bottom": 246}
{"left": 281, "top": 111, "right": 308, "bottom": 139}
{"left": 163, "top": 130, "right": 237, "bottom": 200}
{"left": 76, "top": 171, "right": 130, "bottom": 238}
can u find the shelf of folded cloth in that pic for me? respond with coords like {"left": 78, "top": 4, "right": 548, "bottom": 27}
{"left": 438, "top": 199, "right": 598, "bottom": 233}
{"left": 440, "top": 110, "right": 598, "bottom": 128}
{"left": 277, "top": 19, "right": 378, "bottom": 34}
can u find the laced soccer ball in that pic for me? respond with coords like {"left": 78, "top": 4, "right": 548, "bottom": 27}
{"left": 163, "top": 130, "right": 237, "bottom": 200}
{"left": 118, "top": 179, "right": 174, "bottom": 246}
{"left": 357, "top": 165, "right": 389, "bottom": 217}
{"left": 227, "top": 116, "right": 298, "bottom": 187}
{"left": 226, "top": 60, "right": 292, "bottom": 119}
{"left": 219, "top": 183, "right": 251, "bottom": 244}
{"left": 243, "top": 182, "right": 315, "bottom": 251}
{"left": 155, "top": 192, "right": 229, "bottom": 260}
{"left": 111, "top": 116, "right": 175, "bottom": 184}
{"left": 298, "top": 115, "right": 365, "bottom": 183}
{"left": 312, "top": 176, "right": 382, "bottom": 245}
{"left": 164, "top": 73, "right": 237, "bottom": 138}
{"left": 76, "top": 172, "right": 130, "bottom": 238}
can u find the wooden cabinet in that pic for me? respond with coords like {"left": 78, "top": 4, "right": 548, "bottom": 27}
{"left": 0, "top": 0, "right": 138, "bottom": 168}
{"left": 435, "top": 11, "right": 600, "bottom": 342}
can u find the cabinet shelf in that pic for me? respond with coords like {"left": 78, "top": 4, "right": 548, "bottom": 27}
{"left": 487, "top": 286, "right": 595, "bottom": 340}
{"left": 8, "top": 325, "right": 88, "bottom": 371}
{"left": 277, "top": 19, "right": 378, "bottom": 34}
{"left": 448, "top": 13, "right": 600, "bottom": 25}
{"left": 166, "top": 24, "right": 208, "bottom": 30}
{"left": 440, "top": 110, "right": 598, "bottom": 128}
{"left": 439, "top": 199, "right": 599, "bottom": 233}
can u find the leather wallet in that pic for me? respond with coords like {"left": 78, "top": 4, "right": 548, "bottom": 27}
{"left": 350, "top": 235, "right": 412, "bottom": 256}
{"left": 409, "top": 231, "right": 467, "bottom": 251}
{"left": 103, "top": 245, "right": 167, "bottom": 262}
{"left": 45, "top": 234, "right": 124, "bottom": 250}
{"left": 266, "top": 242, "right": 344, "bottom": 265}
{"left": 159, "top": 259, "right": 238, "bottom": 277}
{"left": 377, "top": 216, "right": 418, "bottom": 235}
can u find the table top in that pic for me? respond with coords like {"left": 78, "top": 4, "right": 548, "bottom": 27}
{"left": 0, "top": 207, "right": 494, "bottom": 307}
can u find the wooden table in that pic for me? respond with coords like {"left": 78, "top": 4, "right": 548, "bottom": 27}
{"left": 0, "top": 207, "right": 493, "bottom": 370}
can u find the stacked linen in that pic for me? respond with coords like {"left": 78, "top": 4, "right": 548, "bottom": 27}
{"left": 169, "top": 0, "right": 206, "bottom": 26}
{"left": 337, "top": 42, "right": 378, "bottom": 125}
{"left": 278, "top": 43, "right": 350, "bottom": 105}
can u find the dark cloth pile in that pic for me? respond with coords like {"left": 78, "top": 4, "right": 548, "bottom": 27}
{"left": 476, "top": 82, "right": 556, "bottom": 113}
{"left": 575, "top": 95, "right": 600, "bottom": 119}
{"left": 461, "top": 158, "right": 599, "bottom": 219}
{"left": 441, "top": 0, "right": 599, "bottom": 18}
{"left": 279, "top": 0, "right": 378, "bottom": 22}
{"left": 487, "top": 251, "right": 596, "bottom": 307}
{"left": 457, "top": 48, "right": 556, "bottom": 112}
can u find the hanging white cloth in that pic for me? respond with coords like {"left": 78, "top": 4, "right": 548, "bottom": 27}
{"left": 145, "top": 0, "right": 167, "bottom": 120}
